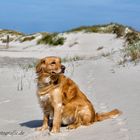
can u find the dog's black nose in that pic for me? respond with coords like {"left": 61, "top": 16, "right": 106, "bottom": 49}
{"left": 61, "top": 65, "right": 65, "bottom": 73}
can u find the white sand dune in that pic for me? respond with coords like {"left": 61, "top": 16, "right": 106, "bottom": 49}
{"left": 0, "top": 32, "right": 124, "bottom": 59}
{"left": 0, "top": 32, "right": 139, "bottom": 140}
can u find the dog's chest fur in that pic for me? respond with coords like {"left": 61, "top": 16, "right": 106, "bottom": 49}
{"left": 38, "top": 91, "right": 53, "bottom": 117}
{"left": 39, "top": 94, "right": 51, "bottom": 102}
{"left": 37, "top": 76, "right": 61, "bottom": 115}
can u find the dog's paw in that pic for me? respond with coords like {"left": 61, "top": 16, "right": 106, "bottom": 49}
{"left": 51, "top": 128, "right": 60, "bottom": 133}
{"left": 67, "top": 124, "right": 79, "bottom": 129}
{"left": 35, "top": 126, "right": 48, "bottom": 131}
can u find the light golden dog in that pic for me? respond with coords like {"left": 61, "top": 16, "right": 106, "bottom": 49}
{"left": 35, "top": 56, "right": 121, "bottom": 133}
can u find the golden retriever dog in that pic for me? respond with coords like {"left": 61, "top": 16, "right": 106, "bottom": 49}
{"left": 35, "top": 56, "right": 121, "bottom": 133}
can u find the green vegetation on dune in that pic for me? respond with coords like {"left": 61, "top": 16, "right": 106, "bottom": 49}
{"left": 125, "top": 41, "right": 140, "bottom": 61}
{"left": 20, "top": 36, "right": 35, "bottom": 42}
{"left": 1, "top": 23, "right": 139, "bottom": 46}
{"left": 37, "top": 33, "right": 65, "bottom": 46}
{"left": 0, "top": 29, "right": 24, "bottom": 43}
{"left": 68, "top": 23, "right": 140, "bottom": 62}
{"left": 0, "top": 29, "right": 24, "bottom": 36}
{"left": 1, "top": 24, "right": 140, "bottom": 63}
{"left": 67, "top": 23, "right": 126, "bottom": 33}
{"left": 125, "top": 32, "right": 140, "bottom": 45}
{"left": 68, "top": 23, "right": 140, "bottom": 45}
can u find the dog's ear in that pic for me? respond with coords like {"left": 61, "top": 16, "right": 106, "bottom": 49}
{"left": 36, "top": 58, "right": 46, "bottom": 74}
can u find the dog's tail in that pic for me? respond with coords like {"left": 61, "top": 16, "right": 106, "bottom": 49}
{"left": 95, "top": 109, "right": 122, "bottom": 122}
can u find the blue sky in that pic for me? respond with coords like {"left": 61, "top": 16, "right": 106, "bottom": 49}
{"left": 0, "top": 0, "right": 140, "bottom": 33}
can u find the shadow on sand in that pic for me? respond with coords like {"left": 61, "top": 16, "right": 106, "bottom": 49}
{"left": 20, "top": 119, "right": 67, "bottom": 129}
{"left": 20, "top": 120, "right": 43, "bottom": 128}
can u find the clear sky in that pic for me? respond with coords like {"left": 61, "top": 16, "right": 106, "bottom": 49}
{"left": 0, "top": 0, "right": 140, "bottom": 33}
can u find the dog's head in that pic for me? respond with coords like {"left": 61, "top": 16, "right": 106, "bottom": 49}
{"left": 36, "top": 56, "right": 65, "bottom": 75}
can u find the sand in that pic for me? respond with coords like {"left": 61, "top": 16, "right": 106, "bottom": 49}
{"left": 0, "top": 32, "right": 139, "bottom": 140}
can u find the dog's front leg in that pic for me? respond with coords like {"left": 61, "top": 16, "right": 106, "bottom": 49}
{"left": 51, "top": 89, "right": 62, "bottom": 133}
{"left": 36, "top": 114, "right": 49, "bottom": 131}
{"left": 51, "top": 103, "right": 62, "bottom": 133}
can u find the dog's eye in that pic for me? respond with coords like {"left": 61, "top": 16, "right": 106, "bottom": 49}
{"left": 51, "top": 62, "right": 56, "bottom": 65}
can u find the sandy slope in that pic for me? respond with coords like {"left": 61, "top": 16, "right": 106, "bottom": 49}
{"left": 0, "top": 32, "right": 139, "bottom": 140}
{"left": 0, "top": 32, "right": 124, "bottom": 59}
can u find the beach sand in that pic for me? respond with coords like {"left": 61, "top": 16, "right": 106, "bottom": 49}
{"left": 0, "top": 32, "right": 139, "bottom": 140}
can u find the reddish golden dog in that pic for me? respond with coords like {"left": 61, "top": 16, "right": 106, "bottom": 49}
{"left": 36, "top": 56, "right": 121, "bottom": 133}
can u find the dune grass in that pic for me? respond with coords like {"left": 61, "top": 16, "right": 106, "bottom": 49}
{"left": 68, "top": 23, "right": 140, "bottom": 45}
{"left": 67, "top": 23, "right": 126, "bottom": 34}
{"left": 20, "top": 36, "right": 35, "bottom": 42}
{"left": 62, "top": 56, "right": 85, "bottom": 63}
{"left": 125, "top": 32, "right": 140, "bottom": 45}
{"left": 37, "top": 33, "right": 65, "bottom": 46}
{"left": 125, "top": 41, "right": 140, "bottom": 61}
{"left": 0, "top": 29, "right": 24, "bottom": 36}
